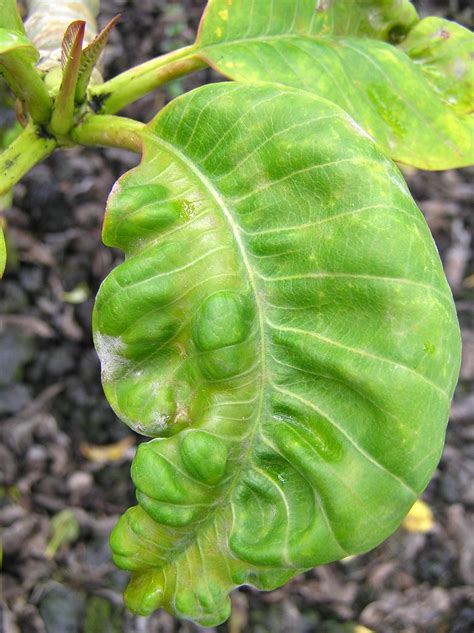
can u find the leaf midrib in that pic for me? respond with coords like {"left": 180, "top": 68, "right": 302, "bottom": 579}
{"left": 148, "top": 132, "right": 268, "bottom": 562}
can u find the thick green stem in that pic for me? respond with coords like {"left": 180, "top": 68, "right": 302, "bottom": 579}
{"left": 0, "top": 54, "right": 52, "bottom": 123}
{"left": 90, "top": 46, "right": 206, "bottom": 115}
{"left": 71, "top": 115, "right": 145, "bottom": 153}
{"left": 0, "top": 122, "right": 56, "bottom": 195}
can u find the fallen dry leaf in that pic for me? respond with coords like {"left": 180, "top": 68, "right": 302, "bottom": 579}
{"left": 402, "top": 499, "right": 434, "bottom": 533}
{"left": 79, "top": 436, "right": 135, "bottom": 463}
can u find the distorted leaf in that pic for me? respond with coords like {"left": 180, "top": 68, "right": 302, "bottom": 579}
{"left": 93, "top": 82, "right": 460, "bottom": 625}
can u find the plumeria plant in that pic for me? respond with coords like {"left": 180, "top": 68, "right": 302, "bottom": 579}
{"left": 1, "top": 0, "right": 472, "bottom": 626}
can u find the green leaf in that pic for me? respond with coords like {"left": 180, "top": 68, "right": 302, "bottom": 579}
{"left": 0, "top": 28, "right": 38, "bottom": 90}
{"left": 194, "top": 0, "right": 473, "bottom": 169}
{"left": 94, "top": 82, "right": 460, "bottom": 626}
{"left": 399, "top": 16, "right": 473, "bottom": 115}
{"left": 0, "top": 0, "right": 26, "bottom": 34}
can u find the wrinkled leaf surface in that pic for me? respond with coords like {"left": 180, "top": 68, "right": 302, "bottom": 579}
{"left": 93, "top": 82, "right": 460, "bottom": 625}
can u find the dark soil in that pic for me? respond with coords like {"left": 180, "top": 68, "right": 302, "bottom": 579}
{"left": 1, "top": 2, "right": 473, "bottom": 632}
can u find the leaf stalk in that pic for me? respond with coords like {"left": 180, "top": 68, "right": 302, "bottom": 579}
{"left": 90, "top": 45, "right": 206, "bottom": 115}
{"left": 71, "top": 115, "right": 145, "bottom": 153}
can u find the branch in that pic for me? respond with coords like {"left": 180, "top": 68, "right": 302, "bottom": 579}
{"left": 0, "top": 122, "right": 56, "bottom": 195}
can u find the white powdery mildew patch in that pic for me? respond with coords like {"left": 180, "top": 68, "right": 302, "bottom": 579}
{"left": 131, "top": 414, "right": 170, "bottom": 437}
{"left": 94, "top": 331, "right": 129, "bottom": 382}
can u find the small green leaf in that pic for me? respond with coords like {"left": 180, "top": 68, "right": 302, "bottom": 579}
{"left": 76, "top": 14, "right": 121, "bottom": 103}
{"left": 45, "top": 509, "right": 80, "bottom": 558}
{"left": 94, "top": 82, "right": 460, "bottom": 626}
{"left": 0, "top": 0, "right": 26, "bottom": 34}
{"left": 194, "top": 0, "right": 473, "bottom": 169}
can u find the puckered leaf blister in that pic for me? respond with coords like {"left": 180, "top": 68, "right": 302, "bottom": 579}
{"left": 94, "top": 82, "right": 460, "bottom": 625}
{"left": 195, "top": 0, "right": 473, "bottom": 169}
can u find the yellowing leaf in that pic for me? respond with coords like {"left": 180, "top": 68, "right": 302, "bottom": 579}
{"left": 402, "top": 499, "right": 434, "bottom": 533}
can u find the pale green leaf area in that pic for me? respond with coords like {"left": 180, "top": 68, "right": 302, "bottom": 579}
{"left": 194, "top": 0, "right": 473, "bottom": 169}
{"left": 0, "top": 28, "right": 39, "bottom": 95}
{"left": 0, "top": 29, "right": 37, "bottom": 61}
{"left": 93, "top": 82, "right": 461, "bottom": 626}
{"left": 312, "top": 0, "right": 418, "bottom": 40}
{"left": 399, "top": 16, "right": 474, "bottom": 115}
{"left": 0, "top": 27, "right": 51, "bottom": 123}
